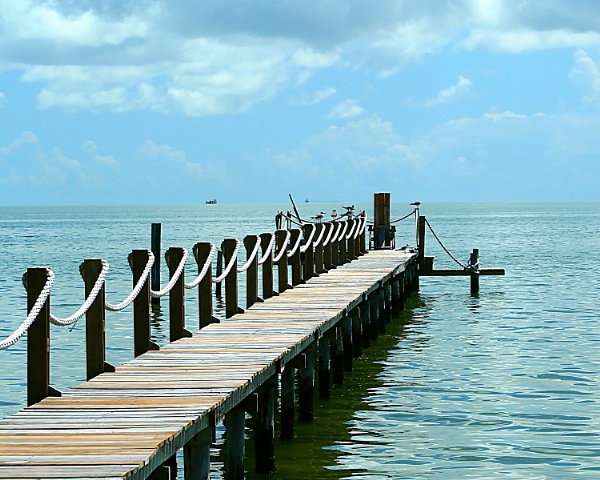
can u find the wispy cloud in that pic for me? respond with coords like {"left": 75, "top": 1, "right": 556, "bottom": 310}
{"left": 327, "top": 99, "right": 364, "bottom": 119}
{"left": 292, "top": 87, "right": 336, "bottom": 106}
{"left": 425, "top": 76, "right": 472, "bottom": 107}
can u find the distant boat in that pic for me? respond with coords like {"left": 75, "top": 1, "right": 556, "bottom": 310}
{"left": 206, "top": 199, "right": 217, "bottom": 204}
{"left": 305, "top": 199, "right": 309, "bottom": 203}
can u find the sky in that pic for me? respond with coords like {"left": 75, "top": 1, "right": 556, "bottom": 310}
{"left": 1, "top": 0, "right": 599, "bottom": 206}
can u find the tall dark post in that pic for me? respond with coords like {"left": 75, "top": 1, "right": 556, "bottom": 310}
{"left": 290, "top": 229, "right": 302, "bottom": 286}
{"left": 255, "top": 376, "right": 277, "bottom": 474}
{"left": 260, "top": 233, "right": 274, "bottom": 299}
{"left": 470, "top": 249, "right": 480, "bottom": 295}
{"left": 166, "top": 247, "right": 188, "bottom": 341}
{"left": 244, "top": 235, "right": 259, "bottom": 308}
{"left": 26, "top": 268, "right": 51, "bottom": 406}
{"left": 222, "top": 239, "right": 239, "bottom": 319}
{"left": 151, "top": 223, "right": 161, "bottom": 305}
{"left": 276, "top": 230, "right": 289, "bottom": 294}
{"left": 314, "top": 223, "right": 325, "bottom": 274}
{"left": 323, "top": 222, "right": 333, "bottom": 271}
{"left": 303, "top": 223, "right": 315, "bottom": 280}
{"left": 194, "top": 242, "right": 214, "bottom": 330}
{"left": 82, "top": 259, "right": 108, "bottom": 380}
{"left": 215, "top": 250, "right": 223, "bottom": 297}
{"left": 132, "top": 249, "right": 158, "bottom": 356}
{"left": 373, "top": 192, "right": 391, "bottom": 249}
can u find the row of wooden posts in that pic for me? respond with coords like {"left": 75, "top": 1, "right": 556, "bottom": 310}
{"left": 24, "top": 218, "right": 367, "bottom": 407}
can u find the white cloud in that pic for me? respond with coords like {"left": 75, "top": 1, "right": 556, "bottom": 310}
{"left": 292, "top": 87, "right": 336, "bottom": 106}
{"left": 569, "top": 50, "right": 600, "bottom": 103}
{"left": 140, "top": 140, "right": 204, "bottom": 177}
{"left": 425, "top": 76, "right": 472, "bottom": 107}
{"left": 328, "top": 99, "right": 364, "bottom": 119}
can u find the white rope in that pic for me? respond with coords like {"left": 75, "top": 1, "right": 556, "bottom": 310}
{"left": 345, "top": 220, "right": 357, "bottom": 240}
{"left": 237, "top": 236, "right": 261, "bottom": 273}
{"left": 312, "top": 224, "right": 326, "bottom": 248}
{"left": 106, "top": 252, "right": 155, "bottom": 312}
{"left": 300, "top": 225, "right": 316, "bottom": 253}
{"left": 150, "top": 248, "right": 189, "bottom": 298}
{"left": 258, "top": 233, "right": 275, "bottom": 265}
{"left": 337, "top": 221, "right": 348, "bottom": 242}
{"left": 0, "top": 269, "right": 55, "bottom": 350}
{"left": 49, "top": 260, "right": 109, "bottom": 327}
{"left": 272, "top": 230, "right": 291, "bottom": 263}
{"left": 213, "top": 240, "right": 241, "bottom": 283}
{"left": 354, "top": 214, "right": 366, "bottom": 239}
{"left": 185, "top": 243, "right": 216, "bottom": 289}
{"left": 287, "top": 230, "right": 304, "bottom": 258}
{"left": 322, "top": 223, "right": 337, "bottom": 247}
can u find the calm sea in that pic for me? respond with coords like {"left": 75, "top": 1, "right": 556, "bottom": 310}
{"left": 0, "top": 202, "right": 599, "bottom": 479}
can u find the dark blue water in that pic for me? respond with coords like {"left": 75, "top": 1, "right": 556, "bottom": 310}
{"left": 1, "top": 202, "right": 599, "bottom": 479}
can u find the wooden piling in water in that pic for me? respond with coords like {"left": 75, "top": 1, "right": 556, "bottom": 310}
{"left": 290, "top": 229, "right": 302, "bottom": 286}
{"left": 222, "top": 239, "right": 239, "bottom": 318}
{"left": 151, "top": 223, "right": 161, "bottom": 305}
{"left": 260, "top": 233, "right": 275, "bottom": 300}
{"left": 276, "top": 230, "right": 289, "bottom": 294}
{"left": 132, "top": 249, "right": 158, "bottom": 356}
{"left": 298, "top": 344, "right": 316, "bottom": 422}
{"left": 470, "top": 248, "right": 480, "bottom": 294}
{"left": 255, "top": 375, "right": 277, "bottom": 474}
{"left": 166, "top": 247, "right": 190, "bottom": 342}
{"left": 194, "top": 242, "right": 214, "bottom": 329}
{"left": 244, "top": 235, "right": 259, "bottom": 308}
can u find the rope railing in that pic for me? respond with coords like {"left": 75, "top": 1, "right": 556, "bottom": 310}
{"left": 257, "top": 234, "right": 275, "bottom": 265}
{"left": 0, "top": 269, "right": 55, "bottom": 350}
{"left": 424, "top": 217, "right": 467, "bottom": 269}
{"left": 322, "top": 222, "right": 338, "bottom": 247}
{"left": 300, "top": 226, "right": 316, "bottom": 254}
{"left": 186, "top": 243, "right": 216, "bottom": 289}
{"left": 213, "top": 240, "right": 241, "bottom": 283}
{"left": 106, "top": 252, "right": 155, "bottom": 311}
{"left": 150, "top": 249, "right": 189, "bottom": 299}
{"left": 345, "top": 220, "right": 357, "bottom": 240}
{"left": 272, "top": 230, "right": 291, "bottom": 263}
{"left": 391, "top": 209, "right": 417, "bottom": 224}
{"left": 287, "top": 230, "right": 304, "bottom": 258}
{"left": 49, "top": 260, "right": 109, "bottom": 326}
{"left": 354, "top": 214, "right": 367, "bottom": 239}
{"left": 238, "top": 236, "right": 261, "bottom": 273}
{"left": 311, "top": 224, "right": 326, "bottom": 247}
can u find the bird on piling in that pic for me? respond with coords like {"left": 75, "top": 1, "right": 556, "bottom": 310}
{"left": 311, "top": 212, "right": 325, "bottom": 223}
{"left": 331, "top": 209, "right": 338, "bottom": 220}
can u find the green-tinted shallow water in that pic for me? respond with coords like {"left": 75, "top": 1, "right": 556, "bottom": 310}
{"left": 1, "top": 202, "right": 599, "bottom": 479}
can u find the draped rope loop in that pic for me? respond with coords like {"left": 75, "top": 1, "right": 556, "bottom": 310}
{"left": 287, "top": 230, "right": 304, "bottom": 258}
{"left": 257, "top": 234, "right": 275, "bottom": 265}
{"left": 299, "top": 225, "right": 316, "bottom": 254}
{"left": 150, "top": 249, "right": 189, "bottom": 299}
{"left": 106, "top": 252, "right": 155, "bottom": 312}
{"left": 186, "top": 243, "right": 216, "bottom": 289}
{"left": 213, "top": 240, "right": 241, "bottom": 283}
{"left": 237, "top": 236, "right": 261, "bottom": 273}
{"left": 272, "top": 230, "right": 291, "bottom": 263}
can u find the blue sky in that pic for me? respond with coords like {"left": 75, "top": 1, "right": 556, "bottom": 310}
{"left": 1, "top": 0, "right": 599, "bottom": 205}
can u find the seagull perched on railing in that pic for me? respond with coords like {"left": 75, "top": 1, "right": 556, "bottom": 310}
{"left": 343, "top": 205, "right": 355, "bottom": 212}
{"left": 311, "top": 212, "right": 326, "bottom": 222}
{"left": 331, "top": 209, "right": 338, "bottom": 220}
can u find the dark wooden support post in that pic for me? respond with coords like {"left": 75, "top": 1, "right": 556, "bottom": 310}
{"left": 391, "top": 278, "right": 401, "bottom": 316}
{"left": 470, "top": 249, "right": 480, "bottom": 294}
{"left": 303, "top": 224, "right": 315, "bottom": 280}
{"left": 244, "top": 235, "right": 259, "bottom": 308}
{"left": 331, "top": 225, "right": 340, "bottom": 267}
{"left": 184, "top": 428, "right": 212, "bottom": 480}
{"left": 222, "top": 239, "right": 239, "bottom": 319}
{"left": 361, "top": 301, "right": 371, "bottom": 349}
{"left": 224, "top": 410, "right": 245, "bottom": 480}
{"left": 132, "top": 249, "right": 158, "bottom": 357}
{"left": 82, "top": 259, "right": 110, "bottom": 380}
{"left": 347, "top": 219, "right": 356, "bottom": 261}
{"left": 338, "top": 221, "right": 347, "bottom": 264}
{"left": 374, "top": 192, "right": 391, "bottom": 249}
{"left": 280, "top": 365, "right": 296, "bottom": 441}
{"left": 318, "top": 335, "right": 331, "bottom": 400}
{"left": 260, "top": 233, "right": 274, "bottom": 299}
{"left": 369, "top": 293, "right": 380, "bottom": 340}
{"left": 215, "top": 251, "right": 223, "bottom": 297}
{"left": 298, "top": 344, "right": 316, "bottom": 422}
{"left": 165, "top": 456, "right": 177, "bottom": 480}
{"left": 383, "top": 284, "right": 392, "bottom": 324}
{"left": 255, "top": 375, "right": 277, "bottom": 474}
{"left": 26, "top": 268, "right": 53, "bottom": 406}
{"left": 314, "top": 223, "right": 325, "bottom": 274}
{"left": 276, "top": 230, "right": 289, "bottom": 294}
{"left": 148, "top": 466, "right": 170, "bottom": 480}
{"left": 290, "top": 229, "right": 302, "bottom": 286}
{"left": 398, "top": 274, "right": 406, "bottom": 310}
{"left": 166, "top": 247, "right": 189, "bottom": 342}
{"left": 331, "top": 326, "right": 344, "bottom": 384}
{"left": 193, "top": 243, "right": 214, "bottom": 330}
{"left": 323, "top": 223, "right": 333, "bottom": 271}
{"left": 341, "top": 316, "right": 353, "bottom": 371}
{"left": 151, "top": 223, "right": 161, "bottom": 305}
{"left": 378, "top": 288, "right": 387, "bottom": 332}
{"left": 417, "top": 215, "right": 426, "bottom": 268}
{"left": 360, "top": 214, "right": 367, "bottom": 254}
{"left": 351, "top": 308, "right": 363, "bottom": 358}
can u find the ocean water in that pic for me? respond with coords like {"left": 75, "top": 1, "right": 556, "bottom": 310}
{"left": 0, "top": 201, "right": 599, "bottom": 479}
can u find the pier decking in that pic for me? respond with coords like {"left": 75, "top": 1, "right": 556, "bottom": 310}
{"left": 0, "top": 249, "right": 417, "bottom": 479}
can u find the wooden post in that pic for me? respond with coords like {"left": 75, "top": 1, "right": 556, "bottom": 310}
{"left": 470, "top": 249, "right": 480, "bottom": 294}
{"left": 351, "top": 308, "right": 363, "bottom": 358}
{"left": 360, "top": 214, "right": 367, "bottom": 254}
{"left": 331, "top": 326, "right": 344, "bottom": 385}
{"left": 318, "top": 335, "right": 331, "bottom": 400}
{"left": 417, "top": 215, "right": 426, "bottom": 269}
{"left": 341, "top": 316, "right": 353, "bottom": 371}
{"left": 276, "top": 230, "right": 289, "bottom": 294}
{"left": 166, "top": 247, "right": 188, "bottom": 342}
{"left": 323, "top": 223, "right": 333, "bottom": 271}
{"left": 215, "top": 250, "right": 223, "bottom": 297}
{"left": 314, "top": 223, "right": 325, "bottom": 274}
{"left": 147, "top": 466, "right": 170, "bottom": 480}
{"left": 26, "top": 268, "right": 52, "bottom": 406}
{"left": 391, "top": 278, "right": 401, "bottom": 316}
{"left": 373, "top": 192, "right": 391, "bottom": 249}
{"left": 222, "top": 239, "right": 239, "bottom": 319}
{"left": 378, "top": 289, "right": 387, "bottom": 332}
{"left": 383, "top": 284, "right": 392, "bottom": 324}
{"left": 151, "top": 223, "right": 161, "bottom": 305}
{"left": 260, "top": 233, "right": 274, "bottom": 299}
{"left": 184, "top": 428, "right": 212, "bottom": 480}
{"left": 193, "top": 243, "right": 214, "bottom": 330}
{"left": 290, "top": 229, "right": 302, "bottom": 286}
{"left": 338, "top": 221, "right": 347, "bottom": 265}
{"left": 132, "top": 250, "right": 158, "bottom": 357}
{"left": 361, "top": 301, "right": 371, "bottom": 349}
{"left": 280, "top": 365, "right": 295, "bottom": 441}
{"left": 82, "top": 259, "right": 108, "bottom": 380}
{"left": 369, "top": 293, "right": 380, "bottom": 340}
{"left": 298, "top": 344, "right": 316, "bottom": 422}
{"left": 303, "top": 224, "right": 315, "bottom": 280}
{"left": 244, "top": 235, "right": 259, "bottom": 308}
{"left": 331, "top": 224, "right": 340, "bottom": 267}
{"left": 255, "top": 375, "right": 277, "bottom": 474}
{"left": 347, "top": 219, "right": 356, "bottom": 261}
{"left": 224, "top": 410, "right": 245, "bottom": 480}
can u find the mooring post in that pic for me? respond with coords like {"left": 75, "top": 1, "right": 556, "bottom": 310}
{"left": 361, "top": 301, "right": 372, "bottom": 349}
{"left": 323, "top": 222, "right": 333, "bottom": 271}
{"left": 166, "top": 247, "right": 190, "bottom": 342}
{"left": 132, "top": 249, "right": 159, "bottom": 357}
{"left": 341, "top": 316, "right": 353, "bottom": 371}
{"left": 280, "top": 364, "right": 296, "bottom": 441}
{"left": 151, "top": 223, "right": 161, "bottom": 305}
{"left": 275, "top": 229, "right": 289, "bottom": 294}
{"left": 244, "top": 235, "right": 259, "bottom": 308}
{"left": 331, "top": 224, "right": 340, "bottom": 266}
{"left": 26, "top": 268, "right": 52, "bottom": 406}
{"left": 314, "top": 223, "right": 325, "bottom": 274}
{"left": 391, "top": 278, "right": 401, "bottom": 316}
{"left": 318, "top": 335, "right": 331, "bottom": 400}
{"left": 347, "top": 219, "right": 356, "bottom": 261}
{"left": 222, "top": 239, "right": 239, "bottom": 319}
{"left": 193, "top": 242, "right": 214, "bottom": 329}
{"left": 255, "top": 375, "right": 277, "bottom": 474}
{"left": 260, "top": 233, "right": 274, "bottom": 299}
{"left": 224, "top": 409, "right": 245, "bottom": 480}
{"left": 373, "top": 192, "right": 391, "bottom": 249}
{"left": 298, "top": 343, "right": 316, "bottom": 421}
{"left": 383, "top": 284, "right": 392, "bottom": 324}
{"left": 369, "top": 293, "right": 380, "bottom": 340}
{"left": 81, "top": 259, "right": 110, "bottom": 380}
{"left": 290, "top": 228, "right": 302, "bottom": 286}
{"left": 470, "top": 248, "right": 480, "bottom": 294}
{"left": 303, "top": 223, "right": 315, "bottom": 280}
{"left": 338, "top": 221, "right": 347, "bottom": 265}
{"left": 215, "top": 250, "right": 223, "bottom": 297}
{"left": 331, "top": 326, "right": 344, "bottom": 384}
{"left": 351, "top": 307, "right": 363, "bottom": 358}
{"left": 360, "top": 212, "right": 367, "bottom": 254}
{"left": 184, "top": 427, "right": 212, "bottom": 480}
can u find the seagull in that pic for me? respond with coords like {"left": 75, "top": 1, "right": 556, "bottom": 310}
{"left": 331, "top": 209, "right": 338, "bottom": 219}
{"left": 311, "top": 212, "right": 325, "bottom": 222}
{"left": 410, "top": 201, "right": 421, "bottom": 207}
{"left": 343, "top": 205, "right": 355, "bottom": 212}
